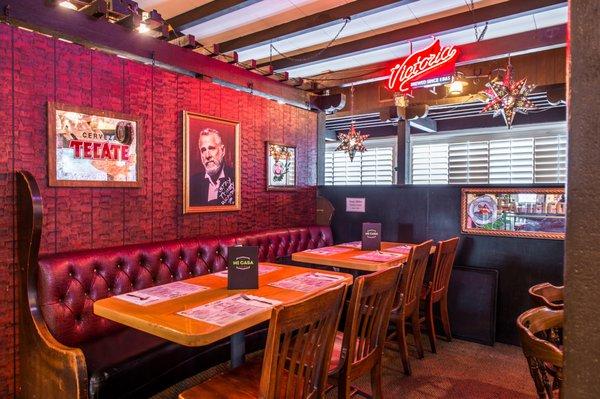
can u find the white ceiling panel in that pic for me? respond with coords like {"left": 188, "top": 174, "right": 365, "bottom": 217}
{"left": 284, "top": 5, "right": 567, "bottom": 79}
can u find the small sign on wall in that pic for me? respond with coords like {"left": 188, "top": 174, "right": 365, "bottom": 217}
{"left": 346, "top": 197, "right": 366, "bottom": 213}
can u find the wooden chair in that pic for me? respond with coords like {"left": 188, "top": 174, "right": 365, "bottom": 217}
{"left": 421, "top": 237, "right": 459, "bottom": 353}
{"left": 389, "top": 240, "right": 434, "bottom": 376}
{"left": 328, "top": 266, "right": 402, "bottom": 399}
{"left": 529, "top": 283, "right": 564, "bottom": 310}
{"left": 517, "top": 307, "right": 564, "bottom": 399}
{"left": 179, "top": 284, "right": 347, "bottom": 399}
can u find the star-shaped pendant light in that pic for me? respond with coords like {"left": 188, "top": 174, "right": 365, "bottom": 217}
{"left": 335, "top": 84, "right": 369, "bottom": 161}
{"left": 335, "top": 122, "right": 369, "bottom": 161}
{"left": 480, "top": 62, "right": 536, "bottom": 129}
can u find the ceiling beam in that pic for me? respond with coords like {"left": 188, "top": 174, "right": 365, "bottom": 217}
{"left": 217, "top": 0, "right": 418, "bottom": 53}
{"left": 264, "top": 0, "right": 566, "bottom": 70}
{"left": 309, "top": 24, "right": 566, "bottom": 88}
{"left": 0, "top": 0, "right": 309, "bottom": 106}
{"left": 167, "top": 0, "right": 262, "bottom": 31}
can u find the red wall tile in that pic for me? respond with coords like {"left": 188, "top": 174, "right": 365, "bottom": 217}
{"left": 0, "top": 27, "right": 319, "bottom": 397}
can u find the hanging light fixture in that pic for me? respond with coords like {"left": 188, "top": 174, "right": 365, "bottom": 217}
{"left": 479, "top": 59, "right": 536, "bottom": 129}
{"left": 445, "top": 71, "right": 469, "bottom": 95}
{"left": 335, "top": 85, "right": 369, "bottom": 162}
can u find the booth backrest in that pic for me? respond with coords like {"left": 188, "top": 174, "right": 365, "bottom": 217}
{"left": 37, "top": 226, "right": 333, "bottom": 347}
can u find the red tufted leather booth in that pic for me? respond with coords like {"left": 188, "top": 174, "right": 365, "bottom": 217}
{"left": 35, "top": 226, "right": 333, "bottom": 399}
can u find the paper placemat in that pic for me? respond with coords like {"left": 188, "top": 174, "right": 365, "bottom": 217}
{"left": 213, "top": 264, "right": 281, "bottom": 278}
{"left": 303, "top": 247, "right": 353, "bottom": 256}
{"left": 177, "top": 294, "right": 282, "bottom": 326}
{"left": 352, "top": 251, "right": 406, "bottom": 262}
{"left": 337, "top": 241, "right": 362, "bottom": 249}
{"left": 115, "top": 281, "right": 209, "bottom": 306}
{"left": 269, "top": 272, "right": 345, "bottom": 293}
{"left": 384, "top": 244, "right": 413, "bottom": 254}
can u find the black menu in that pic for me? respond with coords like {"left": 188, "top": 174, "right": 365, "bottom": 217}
{"left": 227, "top": 246, "right": 259, "bottom": 290}
{"left": 361, "top": 222, "right": 382, "bottom": 251}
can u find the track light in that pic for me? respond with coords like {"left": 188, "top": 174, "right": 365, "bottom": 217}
{"left": 59, "top": 1, "right": 77, "bottom": 10}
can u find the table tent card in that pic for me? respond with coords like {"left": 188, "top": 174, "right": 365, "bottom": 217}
{"left": 115, "top": 281, "right": 209, "bottom": 306}
{"left": 213, "top": 264, "right": 280, "bottom": 278}
{"left": 361, "top": 222, "right": 382, "bottom": 251}
{"left": 178, "top": 294, "right": 282, "bottom": 327}
{"left": 228, "top": 246, "right": 259, "bottom": 290}
{"left": 352, "top": 251, "right": 406, "bottom": 263}
{"left": 269, "top": 272, "right": 346, "bottom": 293}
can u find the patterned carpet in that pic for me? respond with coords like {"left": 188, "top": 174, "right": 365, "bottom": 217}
{"left": 153, "top": 338, "right": 536, "bottom": 399}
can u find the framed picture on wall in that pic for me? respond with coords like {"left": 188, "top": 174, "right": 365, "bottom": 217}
{"left": 183, "top": 111, "right": 241, "bottom": 214}
{"left": 461, "top": 187, "right": 566, "bottom": 240}
{"left": 48, "top": 102, "right": 142, "bottom": 187}
{"left": 266, "top": 142, "right": 297, "bottom": 190}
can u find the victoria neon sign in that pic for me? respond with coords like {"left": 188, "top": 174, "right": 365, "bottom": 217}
{"left": 387, "top": 39, "right": 460, "bottom": 93}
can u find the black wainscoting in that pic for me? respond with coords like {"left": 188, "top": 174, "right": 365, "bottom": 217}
{"left": 318, "top": 185, "right": 564, "bottom": 345}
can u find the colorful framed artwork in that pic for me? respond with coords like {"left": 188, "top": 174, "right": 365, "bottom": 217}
{"left": 461, "top": 187, "right": 566, "bottom": 240}
{"left": 183, "top": 111, "right": 241, "bottom": 214}
{"left": 266, "top": 142, "right": 296, "bottom": 190}
{"left": 48, "top": 102, "right": 142, "bottom": 187}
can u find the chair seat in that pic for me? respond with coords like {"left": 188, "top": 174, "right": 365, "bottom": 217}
{"left": 179, "top": 357, "right": 263, "bottom": 399}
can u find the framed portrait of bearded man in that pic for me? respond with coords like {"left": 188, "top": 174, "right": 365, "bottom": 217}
{"left": 183, "top": 111, "right": 241, "bottom": 214}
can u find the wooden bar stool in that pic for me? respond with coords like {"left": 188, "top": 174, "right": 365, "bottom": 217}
{"left": 179, "top": 284, "right": 347, "bottom": 399}
{"left": 517, "top": 307, "right": 564, "bottom": 399}
{"left": 327, "top": 266, "right": 402, "bottom": 399}
{"left": 421, "top": 237, "right": 459, "bottom": 353}
{"left": 388, "top": 240, "right": 434, "bottom": 376}
{"left": 529, "top": 283, "right": 564, "bottom": 310}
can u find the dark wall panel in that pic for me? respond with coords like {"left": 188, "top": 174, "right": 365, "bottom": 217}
{"left": 319, "top": 185, "right": 564, "bottom": 345}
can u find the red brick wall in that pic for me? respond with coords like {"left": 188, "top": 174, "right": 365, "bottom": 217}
{"left": 0, "top": 25, "right": 318, "bottom": 397}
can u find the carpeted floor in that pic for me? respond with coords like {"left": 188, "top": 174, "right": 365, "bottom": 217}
{"left": 153, "top": 338, "right": 536, "bottom": 398}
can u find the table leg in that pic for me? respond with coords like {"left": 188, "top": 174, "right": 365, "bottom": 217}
{"left": 230, "top": 331, "right": 246, "bottom": 368}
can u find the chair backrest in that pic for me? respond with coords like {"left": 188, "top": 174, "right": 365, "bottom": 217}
{"left": 340, "top": 266, "right": 402, "bottom": 374}
{"left": 430, "top": 237, "right": 460, "bottom": 297}
{"left": 259, "top": 284, "right": 347, "bottom": 399}
{"left": 517, "top": 307, "right": 564, "bottom": 398}
{"left": 396, "top": 240, "right": 433, "bottom": 314}
{"left": 529, "top": 283, "right": 564, "bottom": 310}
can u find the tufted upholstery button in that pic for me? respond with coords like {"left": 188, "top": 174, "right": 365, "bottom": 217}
{"left": 107, "top": 287, "right": 112, "bottom": 292}
{"left": 68, "top": 271, "right": 74, "bottom": 277}
{"left": 93, "top": 268, "right": 98, "bottom": 273}
{"left": 117, "top": 263, "right": 122, "bottom": 269}
{"left": 170, "top": 274, "right": 174, "bottom": 278}
{"left": 58, "top": 297, "right": 63, "bottom": 303}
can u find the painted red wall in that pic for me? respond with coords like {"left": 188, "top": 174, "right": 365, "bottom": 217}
{"left": 0, "top": 24, "right": 318, "bottom": 397}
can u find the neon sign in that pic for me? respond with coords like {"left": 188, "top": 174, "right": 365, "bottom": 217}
{"left": 387, "top": 39, "right": 460, "bottom": 93}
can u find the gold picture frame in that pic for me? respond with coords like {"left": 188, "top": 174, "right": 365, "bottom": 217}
{"left": 183, "top": 111, "right": 241, "bottom": 214}
{"left": 48, "top": 102, "right": 143, "bottom": 188}
{"left": 266, "top": 142, "right": 297, "bottom": 191}
{"left": 461, "top": 187, "right": 565, "bottom": 240}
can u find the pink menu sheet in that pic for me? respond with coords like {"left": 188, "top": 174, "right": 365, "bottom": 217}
{"left": 302, "top": 247, "right": 353, "bottom": 256}
{"left": 268, "top": 272, "right": 346, "bottom": 293}
{"left": 115, "top": 281, "right": 209, "bottom": 306}
{"left": 384, "top": 244, "right": 413, "bottom": 254}
{"left": 177, "top": 294, "right": 282, "bottom": 326}
{"left": 337, "top": 241, "right": 363, "bottom": 249}
{"left": 212, "top": 264, "right": 280, "bottom": 278}
{"left": 352, "top": 251, "right": 406, "bottom": 262}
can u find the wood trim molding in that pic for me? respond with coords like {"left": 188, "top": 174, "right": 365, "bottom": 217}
{"left": 16, "top": 171, "right": 88, "bottom": 399}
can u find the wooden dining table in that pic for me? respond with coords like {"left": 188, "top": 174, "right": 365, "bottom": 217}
{"left": 291, "top": 241, "right": 436, "bottom": 272}
{"left": 93, "top": 263, "right": 353, "bottom": 368}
